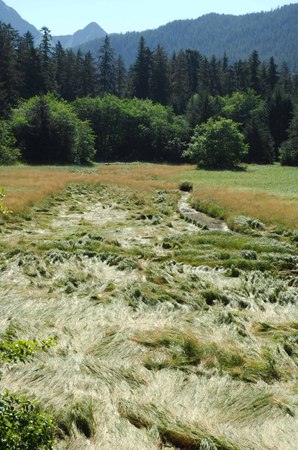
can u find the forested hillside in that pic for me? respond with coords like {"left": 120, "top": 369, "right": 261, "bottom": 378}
{"left": 77, "top": 4, "right": 298, "bottom": 70}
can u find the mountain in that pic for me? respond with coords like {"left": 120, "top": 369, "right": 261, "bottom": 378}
{"left": 76, "top": 4, "right": 298, "bottom": 71}
{"left": 0, "top": 0, "right": 40, "bottom": 39}
{"left": 52, "top": 22, "right": 106, "bottom": 48}
{"left": 0, "top": 0, "right": 106, "bottom": 47}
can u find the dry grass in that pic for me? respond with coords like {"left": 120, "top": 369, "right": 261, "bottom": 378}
{"left": 0, "top": 164, "right": 187, "bottom": 213}
{"left": 1, "top": 163, "right": 297, "bottom": 229}
{"left": 192, "top": 186, "right": 298, "bottom": 230}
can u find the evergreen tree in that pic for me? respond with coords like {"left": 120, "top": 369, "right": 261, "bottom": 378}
{"left": 268, "top": 56, "right": 279, "bottom": 92}
{"left": 248, "top": 50, "right": 261, "bottom": 94}
{"left": 278, "top": 62, "right": 293, "bottom": 93}
{"left": 54, "top": 41, "right": 66, "bottom": 97}
{"left": 209, "top": 55, "right": 222, "bottom": 96}
{"left": 115, "top": 55, "right": 127, "bottom": 98}
{"left": 197, "top": 56, "right": 211, "bottom": 94}
{"left": 17, "top": 32, "right": 41, "bottom": 99}
{"left": 233, "top": 59, "right": 249, "bottom": 92}
{"left": 221, "top": 52, "right": 234, "bottom": 95}
{"left": 132, "top": 37, "right": 152, "bottom": 99}
{"left": 39, "top": 27, "right": 56, "bottom": 93}
{"left": 0, "top": 23, "right": 19, "bottom": 116}
{"left": 185, "top": 49, "right": 201, "bottom": 95}
{"left": 98, "top": 35, "right": 116, "bottom": 95}
{"left": 61, "top": 50, "right": 79, "bottom": 100}
{"left": 150, "top": 45, "right": 170, "bottom": 105}
{"left": 170, "top": 50, "right": 190, "bottom": 114}
{"left": 269, "top": 87, "right": 293, "bottom": 157}
{"left": 78, "top": 51, "right": 97, "bottom": 97}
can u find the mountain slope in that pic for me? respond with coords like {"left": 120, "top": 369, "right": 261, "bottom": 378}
{"left": 0, "top": 0, "right": 106, "bottom": 48}
{"left": 0, "top": 0, "right": 40, "bottom": 39}
{"left": 76, "top": 4, "right": 298, "bottom": 70}
{"left": 53, "top": 22, "right": 106, "bottom": 48}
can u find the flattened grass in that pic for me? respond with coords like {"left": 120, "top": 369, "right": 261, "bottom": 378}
{"left": 0, "top": 183, "right": 297, "bottom": 449}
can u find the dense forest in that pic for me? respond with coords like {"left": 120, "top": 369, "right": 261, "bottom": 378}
{"left": 77, "top": 4, "right": 298, "bottom": 71}
{"left": 1, "top": 22, "right": 298, "bottom": 166}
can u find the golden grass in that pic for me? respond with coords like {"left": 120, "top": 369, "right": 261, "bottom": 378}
{"left": 192, "top": 186, "right": 298, "bottom": 229}
{"left": 0, "top": 164, "right": 187, "bottom": 213}
{"left": 1, "top": 163, "right": 297, "bottom": 229}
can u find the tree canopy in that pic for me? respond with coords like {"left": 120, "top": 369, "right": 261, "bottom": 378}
{"left": 11, "top": 94, "right": 95, "bottom": 164}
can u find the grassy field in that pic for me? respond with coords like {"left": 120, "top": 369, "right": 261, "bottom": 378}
{"left": 0, "top": 164, "right": 297, "bottom": 449}
{"left": 0, "top": 163, "right": 297, "bottom": 229}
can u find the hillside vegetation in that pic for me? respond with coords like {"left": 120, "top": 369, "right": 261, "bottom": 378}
{"left": 78, "top": 4, "right": 298, "bottom": 70}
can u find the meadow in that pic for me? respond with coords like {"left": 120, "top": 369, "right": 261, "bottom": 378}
{"left": 0, "top": 163, "right": 297, "bottom": 449}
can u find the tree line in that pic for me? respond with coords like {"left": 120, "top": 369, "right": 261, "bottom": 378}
{"left": 1, "top": 22, "right": 298, "bottom": 166}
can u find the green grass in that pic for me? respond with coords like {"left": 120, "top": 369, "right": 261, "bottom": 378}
{"left": 175, "top": 164, "right": 298, "bottom": 229}
{"left": 177, "top": 164, "right": 298, "bottom": 196}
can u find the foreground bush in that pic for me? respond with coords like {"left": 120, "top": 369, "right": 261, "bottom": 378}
{"left": 0, "top": 338, "right": 57, "bottom": 449}
{"left": 184, "top": 117, "right": 248, "bottom": 169}
{"left": 0, "top": 391, "right": 54, "bottom": 450}
{"left": 11, "top": 94, "right": 95, "bottom": 164}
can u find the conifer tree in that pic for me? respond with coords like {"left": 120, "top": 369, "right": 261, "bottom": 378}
{"left": 248, "top": 50, "right": 261, "bottom": 94}
{"left": 0, "top": 23, "right": 19, "bottom": 116}
{"left": 79, "top": 51, "right": 97, "bottom": 97}
{"left": 269, "top": 87, "right": 293, "bottom": 157}
{"left": 17, "top": 32, "right": 41, "bottom": 99}
{"left": 39, "top": 27, "right": 56, "bottom": 93}
{"left": 54, "top": 41, "right": 66, "bottom": 97}
{"left": 132, "top": 37, "right": 152, "bottom": 99}
{"left": 98, "top": 35, "right": 116, "bottom": 94}
{"left": 115, "top": 55, "right": 127, "bottom": 98}
{"left": 170, "top": 50, "right": 190, "bottom": 113}
{"left": 150, "top": 45, "right": 170, "bottom": 105}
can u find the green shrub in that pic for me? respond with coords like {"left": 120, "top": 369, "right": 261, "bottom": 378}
{"left": 280, "top": 140, "right": 298, "bottom": 166}
{"left": 0, "top": 120, "right": 20, "bottom": 164}
{"left": 0, "top": 390, "right": 55, "bottom": 450}
{"left": 0, "top": 338, "right": 57, "bottom": 449}
{"left": 184, "top": 117, "right": 248, "bottom": 169}
{"left": 179, "top": 181, "right": 193, "bottom": 192}
{"left": 0, "top": 337, "right": 56, "bottom": 363}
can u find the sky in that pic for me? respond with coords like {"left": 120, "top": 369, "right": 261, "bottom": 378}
{"left": 3, "top": 0, "right": 295, "bottom": 35}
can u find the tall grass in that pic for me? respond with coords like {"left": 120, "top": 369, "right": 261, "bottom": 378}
{"left": 176, "top": 164, "right": 298, "bottom": 229}
{"left": 0, "top": 164, "right": 185, "bottom": 213}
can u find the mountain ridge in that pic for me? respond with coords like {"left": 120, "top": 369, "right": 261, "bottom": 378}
{"left": 0, "top": 0, "right": 40, "bottom": 38}
{"left": 0, "top": 0, "right": 106, "bottom": 47}
{"left": 75, "top": 4, "right": 298, "bottom": 71}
